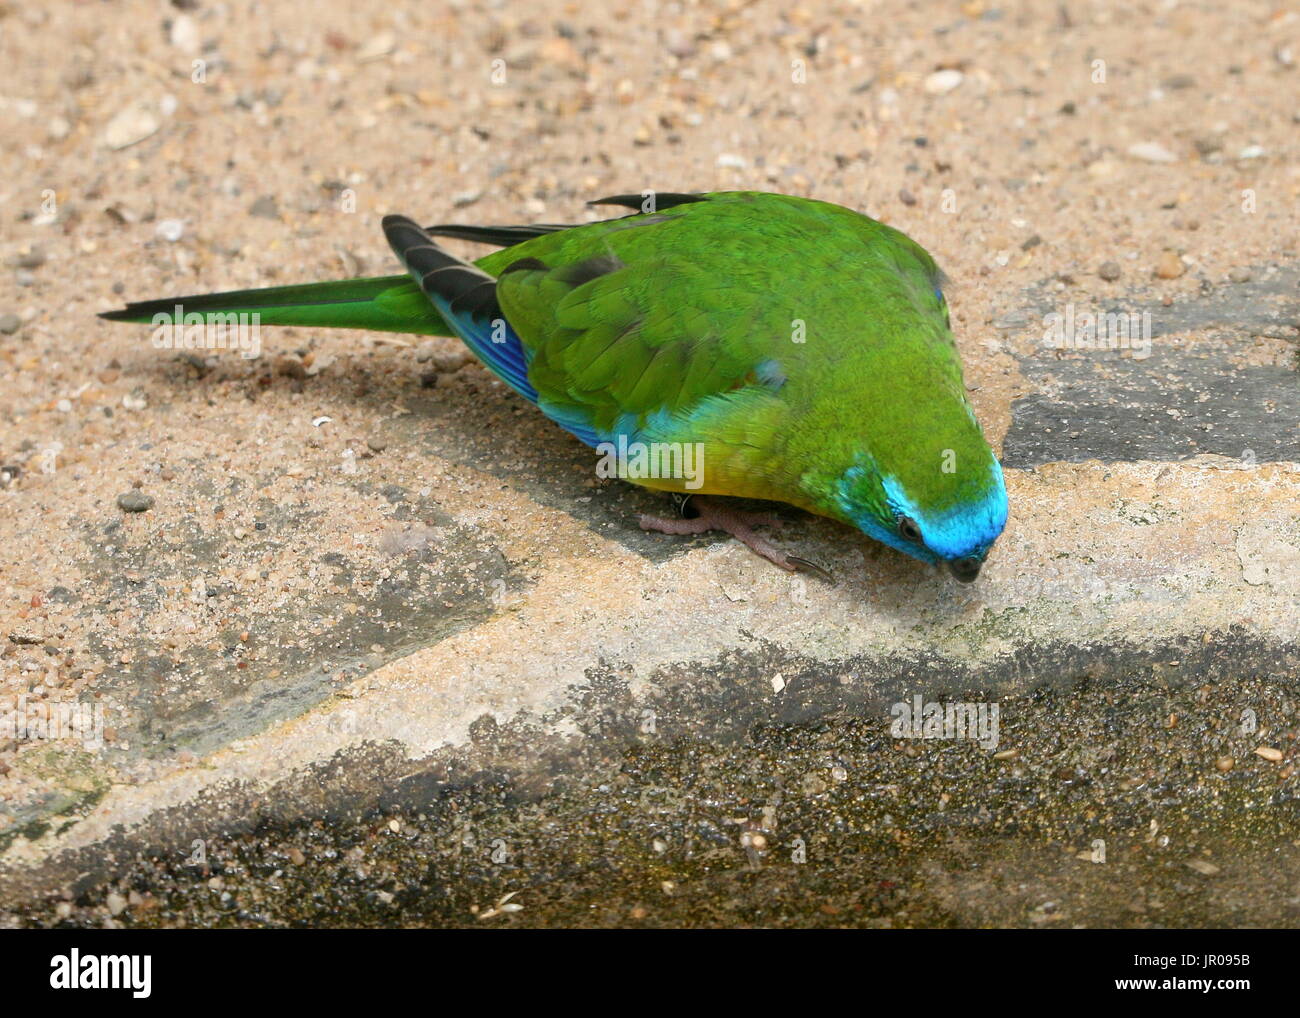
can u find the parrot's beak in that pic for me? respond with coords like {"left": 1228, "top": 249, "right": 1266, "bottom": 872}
{"left": 948, "top": 557, "right": 982, "bottom": 583}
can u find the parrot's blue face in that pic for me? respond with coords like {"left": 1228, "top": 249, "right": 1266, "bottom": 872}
{"left": 878, "top": 472, "right": 1008, "bottom": 581}
{"left": 833, "top": 461, "right": 1008, "bottom": 581}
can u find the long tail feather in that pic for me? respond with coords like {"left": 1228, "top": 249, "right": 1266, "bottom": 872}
{"left": 98, "top": 275, "right": 453, "bottom": 336}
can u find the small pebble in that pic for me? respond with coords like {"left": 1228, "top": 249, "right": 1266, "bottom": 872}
{"left": 1098, "top": 261, "right": 1122, "bottom": 281}
{"left": 103, "top": 104, "right": 160, "bottom": 150}
{"left": 664, "top": 29, "right": 695, "bottom": 58}
{"left": 1254, "top": 746, "right": 1283, "bottom": 762}
{"left": 9, "top": 247, "right": 46, "bottom": 270}
{"left": 431, "top": 350, "right": 469, "bottom": 373}
{"left": 1227, "top": 267, "right": 1252, "bottom": 284}
{"left": 1127, "top": 141, "right": 1177, "bottom": 163}
{"left": 356, "top": 31, "right": 397, "bottom": 62}
{"left": 170, "top": 14, "right": 201, "bottom": 54}
{"left": 116, "top": 491, "right": 155, "bottom": 513}
{"left": 802, "top": 772, "right": 829, "bottom": 795}
{"left": 155, "top": 218, "right": 185, "bottom": 242}
{"left": 1214, "top": 756, "right": 1235, "bottom": 772}
{"left": 249, "top": 195, "right": 280, "bottom": 219}
{"left": 924, "top": 69, "right": 964, "bottom": 95}
{"left": 274, "top": 355, "right": 306, "bottom": 379}
{"left": 0, "top": 312, "right": 21, "bottom": 334}
{"left": 1154, "top": 252, "right": 1184, "bottom": 279}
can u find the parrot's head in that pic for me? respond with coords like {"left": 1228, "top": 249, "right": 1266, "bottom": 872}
{"left": 824, "top": 437, "right": 1008, "bottom": 582}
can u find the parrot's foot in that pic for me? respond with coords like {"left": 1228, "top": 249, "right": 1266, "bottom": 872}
{"left": 639, "top": 496, "right": 834, "bottom": 582}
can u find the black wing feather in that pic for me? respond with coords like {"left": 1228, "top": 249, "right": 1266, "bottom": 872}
{"left": 382, "top": 216, "right": 502, "bottom": 323}
{"left": 421, "top": 223, "right": 573, "bottom": 247}
{"left": 587, "top": 192, "right": 708, "bottom": 212}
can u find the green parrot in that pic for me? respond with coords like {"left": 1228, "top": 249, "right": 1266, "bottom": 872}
{"left": 101, "top": 191, "right": 1008, "bottom": 581}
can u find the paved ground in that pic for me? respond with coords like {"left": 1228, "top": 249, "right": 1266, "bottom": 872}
{"left": 0, "top": 0, "right": 1297, "bottom": 926}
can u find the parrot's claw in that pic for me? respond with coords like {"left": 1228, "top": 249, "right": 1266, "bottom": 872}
{"left": 787, "top": 555, "right": 836, "bottom": 586}
{"left": 639, "top": 496, "right": 832, "bottom": 581}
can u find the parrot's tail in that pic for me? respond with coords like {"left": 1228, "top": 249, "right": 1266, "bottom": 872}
{"left": 97, "top": 275, "right": 454, "bottom": 336}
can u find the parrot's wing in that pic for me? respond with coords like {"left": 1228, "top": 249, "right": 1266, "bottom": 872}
{"left": 485, "top": 196, "right": 800, "bottom": 445}
{"left": 497, "top": 252, "right": 782, "bottom": 443}
{"left": 387, "top": 196, "right": 797, "bottom": 449}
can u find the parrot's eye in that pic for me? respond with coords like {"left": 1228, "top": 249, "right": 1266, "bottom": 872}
{"left": 897, "top": 516, "right": 923, "bottom": 543}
